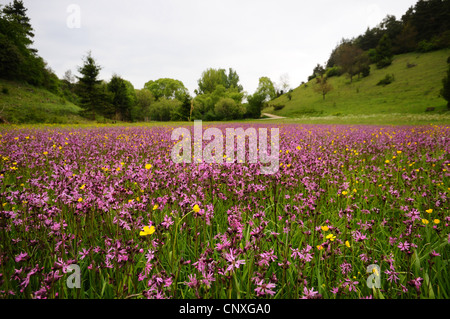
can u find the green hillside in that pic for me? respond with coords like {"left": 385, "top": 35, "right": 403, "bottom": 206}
{"left": 264, "top": 49, "right": 450, "bottom": 119}
{"left": 0, "top": 79, "right": 87, "bottom": 124}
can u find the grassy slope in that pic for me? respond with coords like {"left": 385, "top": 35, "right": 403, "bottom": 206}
{"left": 0, "top": 79, "right": 87, "bottom": 124}
{"left": 264, "top": 49, "right": 450, "bottom": 124}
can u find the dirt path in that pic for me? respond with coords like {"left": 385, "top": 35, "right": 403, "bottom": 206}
{"left": 260, "top": 113, "right": 286, "bottom": 120}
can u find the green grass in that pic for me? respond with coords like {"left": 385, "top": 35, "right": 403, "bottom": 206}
{"left": 0, "top": 79, "right": 87, "bottom": 124}
{"left": 264, "top": 49, "right": 450, "bottom": 121}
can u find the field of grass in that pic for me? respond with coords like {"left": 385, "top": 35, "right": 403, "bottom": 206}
{"left": 0, "top": 79, "right": 86, "bottom": 124}
{"left": 264, "top": 49, "right": 450, "bottom": 119}
{"left": 0, "top": 123, "right": 448, "bottom": 299}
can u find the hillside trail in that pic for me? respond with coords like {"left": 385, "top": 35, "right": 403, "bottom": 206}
{"left": 260, "top": 113, "right": 286, "bottom": 120}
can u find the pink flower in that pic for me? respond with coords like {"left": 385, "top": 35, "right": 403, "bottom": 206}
{"left": 15, "top": 252, "right": 29, "bottom": 263}
{"left": 301, "top": 286, "right": 320, "bottom": 299}
{"left": 254, "top": 280, "right": 276, "bottom": 296}
{"left": 224, "top": 249, "right": 245, "bottom": 273}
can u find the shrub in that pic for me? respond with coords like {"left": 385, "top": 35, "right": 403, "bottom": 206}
{"left": 325, "top": 66, "right": 341, "bottom": 78}
{"left": 214, "top": 97, "right": 244, "bottom": 120}
{"left": 1, "top": 87, "right": 9, "bottom": 94}
{"left": 376, "top": 57, "right": 393, "bottom": 69}
{"left": 361, "top": 65, "right": 370, "bottom": 77}
{"left": 417, "top": 40, "right": 438, "bottom": 53}
{"left": 377, "top": 74, "right": 395, "bottom": 86}
{"left": 272, "top": 104, "right": 285, "bottom": 111}
{"left": 286, "top": 91, "right": 292, "bottom": 100}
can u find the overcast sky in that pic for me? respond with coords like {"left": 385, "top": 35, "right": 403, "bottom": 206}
{"left": 8, "top": 0, "right": 418, "bottom": 95}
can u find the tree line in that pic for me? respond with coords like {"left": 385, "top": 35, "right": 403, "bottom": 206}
{"left": 0, "top": 0, "right": 286, "bottom": 122}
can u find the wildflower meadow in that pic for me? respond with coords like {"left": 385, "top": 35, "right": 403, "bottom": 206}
{"left": 0, "top": 123, "right": 449, "bottom": 300}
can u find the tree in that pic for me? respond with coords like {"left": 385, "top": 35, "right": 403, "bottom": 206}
{"left": 214, "top": 97, "right": 245, "bottom": 120}
{"left": 76, "top": 51, "right": 103, "bottom": 120}
{"left": 246, "top": 92, "right": 266, "bottom": 119}
{"left": 2, "top": 0, "right": 34, "bottom": 51}
{"left": 334, "top": 43, "right": 365, "bottom": 83}
{"left": 194, "top": 68, "right": 244, "bottom": 120}
{"left": 196, "top": 68, "right": 243, "bottom": 95}
{"left": 134, "top": 89, "right": 154, "bottom": 121}
{"left": 395, "top": 22, "right": 418, "bottom": 53}
{"left": 442, "top": 63, "right": 450, "bottom": 109}
{"left": 375, "top": 34, "right": 393, "bottom": 68}
{"left": 197, "top": 68, "right": 227, "bottom": 95}
{"left": 107, "top": 75, "right": 133, "bottom": 121}
{"left": 313, "top": 75, "right": 333, "bottom": 100}
{"left": 144, "top": 78, "right": 189, "bottom": 101}
{"left": 63, "top": 69, "right": 75, "bottom": 84}
{"left": 255, "top": 76, "right": 276, "bottom": 101}
{"left": 379, "top": 15, "right": 403, "bottom": 44}
{"left": 277, "top": 73, "right": 291, "bottom": 96}
{"left": 224, "top": 68, "right": 243, "bottom": 92}
{"left": 355, "top": 27, "right": 383, "bottom": 51}
{"left": 149, "top": 98, "right": 181, "bottom": 121}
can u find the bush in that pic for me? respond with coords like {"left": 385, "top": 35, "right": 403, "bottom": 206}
{"left": 325, "top": 66, "right": 341, "bottom": 78}
{"left": 286, "top": 91, "right": 292, "bottom": 100}
{"left": 368, "top": 48, "right": 378, "bottom": 64}
{"left": 361, "top": 65, "right": 370, "bottom": 78}
{"left": 376, "top": 57, "right": 393, "bottom": 69}
{"left": 272, "top": 104, "right": 285, "bottom": 111}
{"left": 377, "top": 74, "right": 395, "bottom": 86}
{"left": 214, "top": 97, "right": 244, "bottom": 120}
{"left": 417, "top": 40, "right": 438, "bottom": 53}
{"left": 1, "top": 87, "right": 9, "bottom": 94}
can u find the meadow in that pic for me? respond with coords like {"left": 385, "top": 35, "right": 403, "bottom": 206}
{"left": 0, "top": 122, "right": 449, "bottom": 299}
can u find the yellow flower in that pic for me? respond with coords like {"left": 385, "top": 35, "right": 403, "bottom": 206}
{"left": 317, "top": 245, "right": 323, "bottom": 250}
{"left": 321, "top": 226, "right": 329, "bottom": 232}
{"left": 341, "top": 191, "right": 348, "bottom": 195}
{"left": 422, "top": 219, "right": 429, "bottom": 225}
{"left": 345, "top": 240, "right": 351, "bottom": 248}
{"left": 425, "top": 209, "right": 433, "bottom": 214}
{"left": 77, "top": 197, "right": 83, "bottom": 202}
{"left": 145, "top": 163, "right": 152, "bottom": 170}
{"left": 433, "top": 219, "right": 440, "bottom": 224}
{"left": 193, "top": 204, "right": 200, "bottom": 213}
{"left": 43, "top": 151, "right": 48, "bottom": 155}
{"left": 80, "top": 184, "right": 86, "bottom": 190}
{"left": 140, "top": 225, "right": 155, "bottom": 236}
{"left": 397, "top": 150, "right": 402, "bottom": 154}
{"left": 326, "top": 234, "right": 336, "bottom": 241}
{"left": 153, "top": 204, "right": 159, "bottom": 210}
{"left": 385, "top": 160, "right": 390, "bottom": 164}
